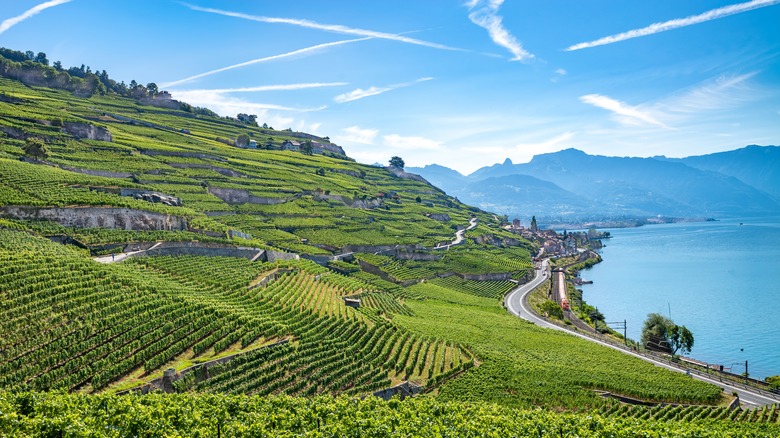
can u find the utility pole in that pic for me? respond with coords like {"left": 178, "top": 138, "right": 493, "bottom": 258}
{"left": 745, "top": 360, "right": 749, "bottom": 384}
{"left": 607, "top": 320, "right": 628, "bottom": 346}
{"left": 621, "top": 319, "right": 627, "bottom": 346}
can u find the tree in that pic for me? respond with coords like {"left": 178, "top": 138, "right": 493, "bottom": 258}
{"left": 22, "top": 138, "right": 49, "bottom": 160}
{"left": 236, "top": 133, "right": 250, "bottom": 147}
{"left": 540, "top": 300, "right": 564, "bottom": 320}
{"left": 302, "top": 140, "right": 313, "bottom": 155}
{"left": 530, "top": 216, "right": 538, "bottom": 232}
{"left": 588, "top": 308, "right": 604, "bottom": 327}
{"left": 641, "top": 313, "right": 693, "bottom": 355}
{"left": 389, "top": 156, "right": 405, "bottom": 169}
{"left": 146, "top": 82, "right": 158, "bottom": 96}
{"left": 237, "top": 114, "right": 257, "bottom": 126}
{"left": 34, "top": 52, "right": 48, "bottom": 66}
{"left": 52, "top": 60, "right": 62, "bottom": 70}
{"left": 669, "top": 325, "right": 694, "bottom": 355}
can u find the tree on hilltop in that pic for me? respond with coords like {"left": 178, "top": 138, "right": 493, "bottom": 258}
{"left": 389, "top": 156, "right": 405, "bottom": 169}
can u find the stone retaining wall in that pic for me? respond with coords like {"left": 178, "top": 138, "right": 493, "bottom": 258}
{"left": 0, "top": 206, "right": 186, "bottom": 231}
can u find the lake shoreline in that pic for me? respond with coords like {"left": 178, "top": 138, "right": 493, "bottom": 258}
{"left": 577, "top": 218, "right": 780, "bottom": 380}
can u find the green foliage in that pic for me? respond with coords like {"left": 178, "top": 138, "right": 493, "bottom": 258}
{"left": 642, "top": 313, "right": 693, "bottom": 355}
{"left": 540, "top": 299, "right": 564, "bottom": 319}
{"left": 2, "top": 392, "right": 776, "bottom": 437}
{"left": 670, "top": 324, "right": 694, "bottom": 355}
{"left": 22, "top": 137, "right": 48, "bottom": 159}
{"left": 389, "top": 156, "right": 405, "bottom": 168}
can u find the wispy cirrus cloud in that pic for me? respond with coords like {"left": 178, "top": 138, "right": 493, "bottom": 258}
{"left": 161, "top": 38, "right": 368, "bottom": 88}
{"left": 465, "top": 0, "right": 533, "bottom": 61}
{"left": 660, "top": 72, "right": 759, "bottom": 113}
{"left": 581, "top": 72, "right": 762, "bottom": 130}
{"left": 334, "top": 77, "right": 433, "bottom": 103}
{"left": 184, "top": 3, "right": 462, "bottom": 52}
{"left": 566, "top": 0, "right": 780, "bottom": 51}
{"left": 0, "top": 0, "right": 72, "bottom": 35}
{"left": 334, "top": 86, "right": 391, "bottom": 104}
{"left": 175, "top": 82, "right": 348, "bottom": 94}
{"left": 580, "top": 94, "right": 670, "bottom": 128}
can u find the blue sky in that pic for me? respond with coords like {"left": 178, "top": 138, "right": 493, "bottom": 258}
{"left": 1, "top": 0, "right": 779, "bottom": 174}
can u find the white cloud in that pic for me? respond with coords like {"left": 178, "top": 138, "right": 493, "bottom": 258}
{"left": 383, "top": 134, "right": 443, "bottom": 150}
{"left": 0, "top": 0, "right": 71, "bottom": 35}
{"left": 339, "top": 126, "right": 379, "bottom": 144}
{"left": 170, "top": 89, "right": 323, "bottom": 113}
{"left": 555, "top": 68, "right": 567, "bottom": 76}
{"left": 660, "top": 72, "right": 759, "bottom": 113}
{"left": 334, "top": 86, "right": 391, "bottom": 103}
{"left": 466, "top": 0, "right": 533, "bottom": 61}
{"left": 566, "top": 0, "right": 780, "bottom": 51}
{"left": 184, "top": 3, "right": 463, "bottom": 52}
{"left": 161, "top": 38, "right": 368, "bottom": 87}
{"left": 580, "top": 94, "right": 670, "bottom": 128}
{"left": 334, "top": 77, "right": 433, "bottom": 103}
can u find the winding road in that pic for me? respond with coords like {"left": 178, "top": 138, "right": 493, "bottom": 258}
{"left": 435, "top": 218, "right": 478, "bottom": 250}
{"left": 504, "top": 260, "right": 780, "bottom": 408}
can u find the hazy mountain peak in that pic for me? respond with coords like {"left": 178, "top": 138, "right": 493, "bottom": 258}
{"left": 502, "top": 158, "right": 513, "bottom": 165}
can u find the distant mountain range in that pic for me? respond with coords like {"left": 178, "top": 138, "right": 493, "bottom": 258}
{"left": 408, "top": 145, "right": 780, "bottom": 222}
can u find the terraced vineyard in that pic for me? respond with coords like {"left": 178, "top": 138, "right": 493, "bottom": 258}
{"left": 0, "top": 64, "right": 770, "bottom": 435}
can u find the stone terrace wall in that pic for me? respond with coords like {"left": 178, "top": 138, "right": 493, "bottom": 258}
{"left": 136, "top": 242, "right": 263, "bottom": 260}
{"left": 0, "top": 206, "right": 186, "bottom": 231}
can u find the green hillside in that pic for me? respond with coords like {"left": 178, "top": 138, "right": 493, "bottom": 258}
{"left": 0, "top": 61, "right": 773, "bottom": 435}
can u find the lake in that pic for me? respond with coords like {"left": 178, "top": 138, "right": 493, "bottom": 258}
{"left": 579, "top": 217, "right": 780, "bottom": 380}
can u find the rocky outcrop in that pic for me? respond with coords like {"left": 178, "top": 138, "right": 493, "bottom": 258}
{"left": 63, "top": 122, "right": 112, "bottom": 142}
{"left": 427, "top": 213, "right": 451, "bottom": 222}
{"left": 0, "top": 126, "right": 26, "bottom": 140}
{"left": 138, "top": 95, "right": 182, "bottom": 110}
{"left": 310, "top": 192, "right": 383, "bottom": 209}
{"left": 396, "top": 251, "right": 441, "bottom": 261}
{"left": 207, "top": 187, "right": 291, "bottom": 205}
{"left": 120, "top": 189, "right": 182, "bottom": 207}
{"left": 385, "top": 166, "right": 430, "bottom": 184}
{"left": 0, "top": 206, "right": 186, "bottom": 231}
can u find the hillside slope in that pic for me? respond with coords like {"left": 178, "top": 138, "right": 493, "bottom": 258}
{"left": 0, "top": 71, "right": 731, "bottom": 412}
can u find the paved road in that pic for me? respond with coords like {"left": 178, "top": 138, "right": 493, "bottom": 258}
{"left": 505, "top": 261, "right": 780, "bottom": 408}
{"left": 435, "top": 217, "right": 478, "bottom": 250}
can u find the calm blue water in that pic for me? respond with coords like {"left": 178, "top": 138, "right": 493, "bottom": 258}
{"left": 579, "top": 217, "right": 780, "bottom": 380}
